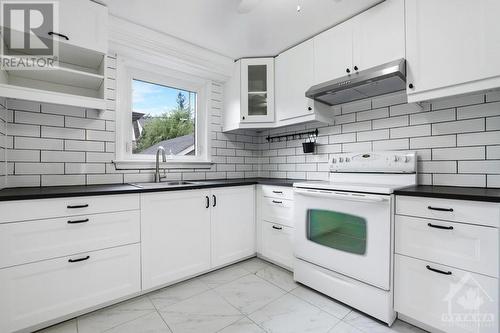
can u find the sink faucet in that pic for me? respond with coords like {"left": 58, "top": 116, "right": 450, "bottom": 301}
{"left": 154, "top": 146, "right": 167, "bottom": 183}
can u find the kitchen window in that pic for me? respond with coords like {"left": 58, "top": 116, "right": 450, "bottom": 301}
{"left": 115, "top": 59, "right": 211, "bottom": 168}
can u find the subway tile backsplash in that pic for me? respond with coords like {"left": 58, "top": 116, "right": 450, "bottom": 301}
{"left": 0, "top": 56, "right": 499, "bottom": 188}
{"left": 258, "top": 91, "right": 500, "bottom": 187}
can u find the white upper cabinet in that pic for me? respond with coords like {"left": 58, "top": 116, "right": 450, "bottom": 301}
{"left": 313, "top": 20, "right": 353, "bottom": 85}
{"left": 241, "top": 58, "right": 275, "bottom": 123}
{"left": 352, "top": 0, "right": 405, "bottom": 72}
{"left": 405, "top": 0, "right": 500, "bottom": 102}
{"left": 57, "top": 0, "right": 108, "bottom": 54}
{"left": 274, "top": 40, "right": 334, "bottom": 126}
{"left": 313, "top": 0, "right": 404, "bottom": 85}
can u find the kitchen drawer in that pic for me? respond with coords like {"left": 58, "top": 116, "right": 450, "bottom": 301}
{"left": 0, "top": 210, "right": 140, "bottom": 269}
{"left": 0, "top": 194, "right": 140, "bottom": 223}
{"left": 0, "top": 243, "right": 141, "bottom": 333}
{"left": 395, "top": 254, "right": 498, "bottom": 333}
{"left": 261, "top": 185, "right": 294, "bottom": 200}
{"left": 396, "top": 196, "right": 500, "bottom": 228}
{"left": 395, "top": 215, "right": 498, "bottom": 278}
{"left": 261, "top": 221, "right": 294, "bottom": 269}
{"left": 262, "top": 196, "right": 294, "bottom": 227}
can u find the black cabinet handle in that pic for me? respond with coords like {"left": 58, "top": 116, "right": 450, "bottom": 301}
{"left": 67, "top": 218, "right": 89, "bottom": 224}
{"left": 346, "top": 68, "right": 351, "bottom": 73}
{"left": 426, "top": 265, "right": 452, "bottom": 275}
{"left": 354, "top": 65, "right": 358, "bottom": 71}
{"left": 408, "top": 83, "right": 414, "bottom": 89}
{"left": 427, "top": 223, "right": 454, "bottom": 230}
{"left": 272, "top": 200, "right": 282, "bottom": 204}
{"left": 242, "top": 116, "right": 246, "bottom": 120}
{"left": 428, "top": 206, "right": 454, "bottom": 212}
{"left": 272, "top": 225, "right": 283, "bottom": 230}
{"left": 308, "top": 107, "right": 312, "bottom": 111}
{"left": 272, "top": 191, "right": 283, "bottom": 194}
{"left": 48, "top": 31, "right": 69, "bottom": 40}
{"left": 67, "top": 204, "right": 89, "bottom": 209}
{"left": 68, "top": 256, "right": 90, "bottom": 263}
{"left": 212, "top": 195, "right": 217, "bottom": 207}
{"left": 205, "top": 196, "right": 210, "bottom": 208}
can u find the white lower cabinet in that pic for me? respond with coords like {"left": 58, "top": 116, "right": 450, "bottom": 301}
{"left": 141, "top": 186, "right": 256, "bottom": 290}
{"left": 0, "top": 244, "right": 141, "bottom": 333}
{"left": 261, "top": 221, "right": 294, "bottom": 269}
{"left": 395, "top": 255, "right": 498, "bottom": 333}
{"left": 141, "top": 189, "right": 212, "bottom": 290}
{"left": 211, "top": 186, "right": 255, "bottom": 267}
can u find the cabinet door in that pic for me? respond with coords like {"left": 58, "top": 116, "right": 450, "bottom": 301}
{"left": 240, "top": 58, "right": 275, "bottom": 123}
{"left": 57, "top": 0, "right": 108, "bottom": 53}
{"left": 352, "top": 0, "right": 405, "bottom": 72}
{"left": 313, "top": 20, "right": 353, "bottom": 85}
{"left": 275, "top": 40, "right": 316, "bottom": 121}
{"left": 0, "top": 244, "right": 140, "bottom": 333}
{"left": 141, "top": 190, "right": 211, "bottom": 290}
{"left": 211, "top": 186, "right": 255, "bottom": 267}
{"left": 406, "top": 0, "right": 500, "bottom": 97}
{"left": 261, "top": 221, "right": 294, "bottom": 269}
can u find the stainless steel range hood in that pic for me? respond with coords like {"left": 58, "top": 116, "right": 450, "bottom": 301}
{"left": 306, "top": 59, "right": 406, "bottom": 106}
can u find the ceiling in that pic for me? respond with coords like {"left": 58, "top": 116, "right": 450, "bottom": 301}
{"left": 100, "top": 0, "right": 383, "bottom": 59}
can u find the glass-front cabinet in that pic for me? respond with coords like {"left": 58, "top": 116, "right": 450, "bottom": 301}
{"left": 240, "top": 58, "right": 275, "bottom": 123}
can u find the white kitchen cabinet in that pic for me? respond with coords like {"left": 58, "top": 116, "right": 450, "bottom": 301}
{"left": 352, "top": 0, "right": 405, "bottom": 72}
{"left": 0, "top": 244, "right": 141, "bottom": 333}
{"left": 313, "top": 20, "right": 353, "bottom": 85}
{"left": 405, "top": 0, "right": 500, "bottom": 102}
{"left": 211, "top": 186, "right": 255, "bottom": 267}
{"left": 141, "top": 189, "right": 212, "bottom": 290}
{"left": 261, "top": 221, "right": 294, "bottom": 269}
{"left": 275, "top": 40, "right": 333, "bottom": 125}
{"left": 141, "top": 186, "right": 257, "bottom": 290}
{"left": 223, "top": 58, "right": 275, "bottom": 131}
{"left": 313, "top": 0, "right": 404, "bottom": 85}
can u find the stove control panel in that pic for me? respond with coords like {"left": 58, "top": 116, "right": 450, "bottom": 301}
{"left": 330, "top": 151, "right": 417, "bottom": 173}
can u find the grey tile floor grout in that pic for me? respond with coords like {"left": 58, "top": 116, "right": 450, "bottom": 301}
{"left": 37, "top": 257, "right": 427, "bottom": 333}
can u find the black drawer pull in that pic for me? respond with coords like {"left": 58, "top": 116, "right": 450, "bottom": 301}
{"left": 272, "top": 200, "right": 282, "bottom": 204}
{"left": 426, "top": 265, "right": 452, "bottom": 275}
{"left": 427, "top": 206, "right": 453, "bottom": 212}
{"left": 272, "top": 225, "right": 283, "bottom": 230}
{"left": 67, "top": 204, "right": 89, "bottom": 209}
{"left": 48, "top": 31, "right": 69, "bottom": 40}
{"left": 68, "top": 256, "right": 90, "bottom": 263}
{"left": 272, "top": 191, "right": 283, "bottom": 194}
{"left": 427, "top": 223, "right": 453, "bottom": 230}
{"left": 67, "top": 218, "right": 89, "bottom": 224}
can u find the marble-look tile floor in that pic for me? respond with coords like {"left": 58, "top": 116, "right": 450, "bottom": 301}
{"left": 37, "top": 258, "right": 427, "bottom": 333}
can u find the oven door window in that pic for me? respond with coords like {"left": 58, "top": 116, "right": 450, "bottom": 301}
{"left": 307, "top": 209, "right": 367, "bottom": 255}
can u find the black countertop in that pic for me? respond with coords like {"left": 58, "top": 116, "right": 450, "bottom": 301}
{"left": 394, "top": 185, "right": 500, "bottom": 203}
{"left": 0, "top": 178, "right": 302, "bottom": 202}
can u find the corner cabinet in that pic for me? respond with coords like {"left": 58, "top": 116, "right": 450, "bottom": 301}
{"left": 141, "top": 186, "right": 256, "bottom": 290}
{"left": 0, "top": 0, "right": 108, "bottom": 110}
{"left": 313, "top": 0, "right": 405, "bottom": 85}
{"left": 223, "top": 58, "right": 275, "bottom": 131}
{"left": 405, "top": 0, "right": 500, "bottom": 103}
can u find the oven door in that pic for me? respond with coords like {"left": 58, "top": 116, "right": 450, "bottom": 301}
{"left": 294, "top": 188, "right": 392, "bottom": 290}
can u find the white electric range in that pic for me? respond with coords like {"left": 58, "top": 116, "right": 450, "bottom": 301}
{"left": 293, "top": 151, "right": 417, "bottom": 325}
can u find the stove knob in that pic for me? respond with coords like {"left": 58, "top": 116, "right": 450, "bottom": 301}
{"left": 393, "top": 155, "right": 399, "bottom": 162}
{"left": 339, "top": 157, "right": 344, "bottom": 163}
{"left": 345, "top": 157, "right": 350, "bottom": 162}
{"left": 404, "top": 155, "right": 411, "bottom": 163}
{"left": 332, "top": 158, "right": 337, "bottom": 164}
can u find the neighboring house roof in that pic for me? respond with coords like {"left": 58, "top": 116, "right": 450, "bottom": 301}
{"left": 139, "top": 134, "right": 195, "bottom": 155}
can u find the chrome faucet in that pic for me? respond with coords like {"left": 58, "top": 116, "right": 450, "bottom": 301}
{"left": 154, "top": 146, "right": 166, "bottom": 183}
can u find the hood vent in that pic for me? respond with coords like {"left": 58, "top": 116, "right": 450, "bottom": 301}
{"left": 306, "top": 59, "right": 406, "bottom": 106}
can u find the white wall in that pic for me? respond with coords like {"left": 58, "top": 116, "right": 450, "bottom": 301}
{"left": 258, "top": 90, "right": 500, "bottom": 188}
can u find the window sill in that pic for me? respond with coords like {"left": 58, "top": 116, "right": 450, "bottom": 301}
{"left": 112, "top": 160, "right": 213, "bottom": 170}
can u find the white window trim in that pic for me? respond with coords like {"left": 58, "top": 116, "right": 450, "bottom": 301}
{"left": 114, "top": 56, "right": 213, "bottom": 170}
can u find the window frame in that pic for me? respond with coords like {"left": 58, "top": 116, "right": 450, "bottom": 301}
{"left": 115, "top": 57, "right": 212, "bottom": 169}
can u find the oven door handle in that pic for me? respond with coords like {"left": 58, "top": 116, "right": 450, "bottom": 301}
{"left": 294, "top": 188, "right": 387, "bottom": 203}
